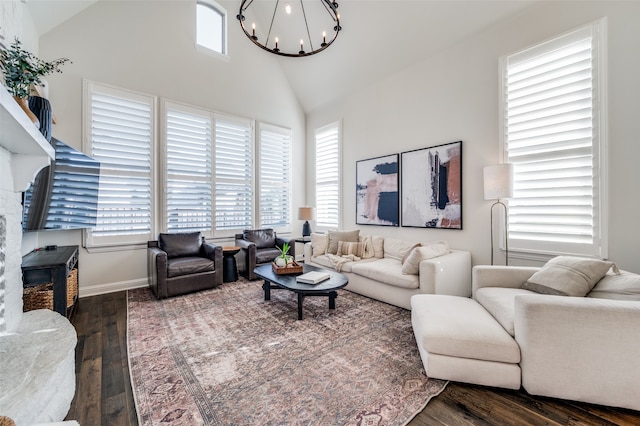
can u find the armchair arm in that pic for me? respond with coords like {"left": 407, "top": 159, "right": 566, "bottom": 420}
{"left": 235, "top": 238, "right": 257, "bottom": 279}
{"left": 514, "top": 295, "right": 640, "bottom": 410}
{"left": 202, "top": 242, "right": 224, "bottom": 287}
{"left": 418, "top": 250, "right": 472, "bottom": 297}
{"left": 472, "top": 265, "right": 539, "bottom": 298}
{"left": 147, "top": 244, "right": 168, "bottom": 299}
{"left": 276, "top": 236, "right": 295, "bottom": 258}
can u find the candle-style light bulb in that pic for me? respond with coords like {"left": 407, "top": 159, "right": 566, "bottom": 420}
{"left": 322, "top": 31, "right": 327, "bottom": 45}
{"left": 274, "top": 36, "right": 279, "bottom": 51}
{"left": 285, "top": 3, "right": 292, "bottom": 14}
{"left": 251, "top": 22, "right": 257, "bottom": 40}
{"left": 299, "top": 39, "right": 304, "bottom": 54}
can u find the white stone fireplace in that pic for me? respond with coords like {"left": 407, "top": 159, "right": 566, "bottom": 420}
{"left": 0, "top": 85, "right": 78, "bottom": 424}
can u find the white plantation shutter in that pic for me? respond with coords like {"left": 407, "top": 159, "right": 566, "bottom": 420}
{"left": 502, "top": 20, "right": 607, "bottom": 258}
{"left": 214, "top": 114, "right": 253, "bottom": 234}
{"left": 84, "top": 82, "right": 155, "bottom": 246}
{"left": 164, "top": 102, "right": 213, "bottom": 234}
{"left": 315, "top": 122, "right": 341, "bottom": 229}
{"left": 258, "top": 124, "right": 291, "bottom": 230}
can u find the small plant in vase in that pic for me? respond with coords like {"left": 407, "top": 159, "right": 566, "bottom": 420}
{"left": 274, "top": 242, "right": 292, "bottom": 267}
{"left": 0, "top": 38, "right": 70, "bottom": 125}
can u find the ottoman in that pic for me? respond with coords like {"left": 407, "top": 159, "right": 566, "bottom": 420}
{"left": 411, "top": 294, "right": 521, "bottom": 389}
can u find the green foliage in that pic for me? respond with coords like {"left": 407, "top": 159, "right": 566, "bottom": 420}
{"left": 0, "top": 38, "right": 71, "bottom": 98}
{"left": 277, "top": 242, "right": 290, "bottom": 259}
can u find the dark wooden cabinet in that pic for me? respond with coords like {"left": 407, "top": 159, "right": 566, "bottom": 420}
{"left": 22, "top": 245, "right": 79, "bottom": 318}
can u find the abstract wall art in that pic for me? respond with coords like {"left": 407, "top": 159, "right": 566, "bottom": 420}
{"left": 356, "top": 154, "right": 399, "bottom": 226}
{"left": 401, "top": 141, "right": 462, "bottom": 229}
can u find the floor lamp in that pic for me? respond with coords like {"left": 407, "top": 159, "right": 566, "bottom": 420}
{"left": 483, "top": 164, "right": 514, "bottom": 265}
{"left": 298, "top": 207, "right": 315, "bottom": 237}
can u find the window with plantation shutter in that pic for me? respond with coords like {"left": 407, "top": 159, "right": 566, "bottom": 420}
{"left": 501, "top": 19, "right": 607, "bottom": 259}
{"left": 258, "top": 124, "right": 291, "bottom": 230}
{"left": 163, "top": 101, "right": 213, "bottom": 235}
{"left": 84, "top": 81, "right": 155, "bottom": 248}
{"left": 315, "top": 122, "right": 341, "bottom": 230}
{"left": 214, "top": 114, "right": 253, "bottom": 235}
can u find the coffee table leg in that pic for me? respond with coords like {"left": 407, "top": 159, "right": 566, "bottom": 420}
{"left": 297, "top": 293, "right": 304, "bottom": 320}
{"left": 263, "top": 280, "right": 271, "bottom": 301}
{"left": 328, "top": 291, "right": 337, "bottom": 310}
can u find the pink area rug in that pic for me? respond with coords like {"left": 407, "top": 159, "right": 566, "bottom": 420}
{"left": 127, "top": 278, "right": 447, "bottom": 425}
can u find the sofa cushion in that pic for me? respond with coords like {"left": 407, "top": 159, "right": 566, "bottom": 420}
{"left": 401, "top": 241, "right": 449, "bottom": 275}
{"left": 522, "top": 256, "right": 616, "bottom": 297}
{"left": 351, "top": 258, "right": 420, "bottom": 289}
{"left": 372, "top": 235, "right": 385, "bottom": 258}
{"left": 475, "top": 287, "right": 539, "bottom": 336}
{"left": 588, "top": 270, "right": 640, "bottom": 301}
{"left": 411, "top": 295, "right": 521, "bottom": 364}
{"left": 310, "top": 233, "right": 328, "bottom": 256}
{"left": 243, "top": 229, "right": 276, "bottom": 249}
{"left": 327, "top": 230, "right": 360, "bottom": 254}
{"left": 167, "top": 256, "right": 215, "bottom": 278}
{"left": 159, "top": 232, "right": 202, "bottom": 258}
{"left": 383, "top": 237, "right": 420, "bottom": 261}
{"left": 337, "top": 241, "right": 365, "bottom": 258}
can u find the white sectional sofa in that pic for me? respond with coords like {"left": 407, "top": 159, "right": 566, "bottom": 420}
{"left": 303, "top": 230, "right": 471, "bottom": 309}
{"left": 411, "top": 257, "right": 640, "bottom": 411}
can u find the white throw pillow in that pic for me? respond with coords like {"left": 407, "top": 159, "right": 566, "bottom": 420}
{"left": 359, "top": 235, "right": 376, "bottom": 259}
{"left": 383, "top": 237, "right": 420, "bottom": 261}
{"left": 401, "top": 241, "right": 450, "bottom": 275}
{"left": 310, "top": 233, "right": 328, "bottom": 256}
{"left": 588, "top": 270, "right": 640, "bottom": 301}
{"left": 371, "top": 235, "right": 385, "bottom": 259}
{"left": 522, "top": 256, "right": 617, "bottom": 297}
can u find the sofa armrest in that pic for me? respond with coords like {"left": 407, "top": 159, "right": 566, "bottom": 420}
{"left": 472, "top": 265, "right": 539, "bottom": 298}
{"left": 202, "top": 242, "right": 224, "bottom": 286}
{"left": 514, "top": 295, "right": 640, "bottom": 410}
{"left": 147, "top": 246, "right": 168, "bottom": 298}
{"left": 304, "top": 242, "right": 313, "bottom": 260}
{"left": 418, "top": 250, "right": 472, "bottom": 297}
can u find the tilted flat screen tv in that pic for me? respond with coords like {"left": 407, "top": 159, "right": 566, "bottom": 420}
{"left": 23, "top": 138, "right": 101, "bottom": 231}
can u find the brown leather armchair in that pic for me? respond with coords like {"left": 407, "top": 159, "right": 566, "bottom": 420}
{"left": 147, "top": 231, "right": 223, "bottom": 299}
{"left": 235, "top": 229, "right": 295, "bottom": 280}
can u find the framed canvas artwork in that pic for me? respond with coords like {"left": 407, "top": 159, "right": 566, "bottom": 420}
{"left": 401, "top": 141, "right": 462, "bottom": 229}
{"left": 356, "top": 154, "right": 399, "bottom": 226}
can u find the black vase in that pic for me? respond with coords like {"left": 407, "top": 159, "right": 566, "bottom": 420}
{"left": 28, "top": 95, "right": 53, "bottom": 142}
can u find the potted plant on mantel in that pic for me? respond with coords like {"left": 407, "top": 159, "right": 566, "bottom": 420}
{"left": 0, "top": 38, "right": 70, "bottom": 126}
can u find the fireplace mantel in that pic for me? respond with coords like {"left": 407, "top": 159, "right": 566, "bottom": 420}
{"left": 0, "top": 84, "right": 54, "bottom": 191}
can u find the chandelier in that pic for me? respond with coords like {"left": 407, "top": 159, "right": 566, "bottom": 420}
{"left": 237, "top": 0, "right": 341, "bottom": 57}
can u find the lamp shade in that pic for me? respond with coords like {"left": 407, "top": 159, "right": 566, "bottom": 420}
{"left": 483, "top": 164, "right": 514, "bottom": 200}
{"left": 298, "top": 207, "right": 315, "bottom": 221}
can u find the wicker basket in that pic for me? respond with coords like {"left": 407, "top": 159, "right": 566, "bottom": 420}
{"left": 23, "top": 268, "right": 78, "bottom": 312}
{"left": 271, "top": 261, "right": 303, "bottom": 275}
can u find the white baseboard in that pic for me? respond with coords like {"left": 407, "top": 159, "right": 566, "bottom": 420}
{"left": 78, "top": 278, "right": 148, "bottom": 298}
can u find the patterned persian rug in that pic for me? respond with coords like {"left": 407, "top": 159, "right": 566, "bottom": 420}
{"left": 127, "top": 278, "right": 447, "bottom": 426}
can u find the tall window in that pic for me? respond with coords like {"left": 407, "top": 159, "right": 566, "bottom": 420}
{"left": 258, "top": 124, "right": 291, "bottom": 230}
{"left": 501, "top": 19, "right": 607, "bottom": 258}
{"left": 197, "top": 0, "right": 226, "bottom": 55}
{"left": 214, "top": 114, "right": 253, "bottom": 235}
{"left": 84, "top": 81, "right": 155, "bottom": 248}
{"left": 163, "top": 101, "right": 213, "bottom": 235}
{"left": 315, "top": 122, "right": 341, "bottom": 230}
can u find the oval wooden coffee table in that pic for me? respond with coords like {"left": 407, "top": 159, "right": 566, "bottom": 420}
{"left": 253, "top": 263, "right": 348, "bottom": 320}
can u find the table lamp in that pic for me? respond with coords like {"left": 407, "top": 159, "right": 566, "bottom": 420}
{"left": 298, "top": 207, "right": 315, "bottom": 237}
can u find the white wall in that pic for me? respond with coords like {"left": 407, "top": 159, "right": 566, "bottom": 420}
{"left": 28, "top": 1, "right": 307, "bottom": 296}
{"left": 306, "top": 1, "right": 640, "bottom": 273}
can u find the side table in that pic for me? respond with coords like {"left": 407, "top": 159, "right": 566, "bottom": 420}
{"left": 222, "top": 246, "right": 241, "bottom": 282}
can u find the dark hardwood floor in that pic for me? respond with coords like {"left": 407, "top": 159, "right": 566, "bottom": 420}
{"left": 66, "top": 291, "right": 640, "bottom": 425}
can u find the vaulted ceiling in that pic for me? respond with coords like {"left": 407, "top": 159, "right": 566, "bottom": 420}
{"left": 26, "top": 0, "right": 535, "bottom": 113}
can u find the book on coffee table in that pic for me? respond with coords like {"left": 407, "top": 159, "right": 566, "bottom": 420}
{"left": 296, "top": 271, "right": 331, "bottom": 284}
